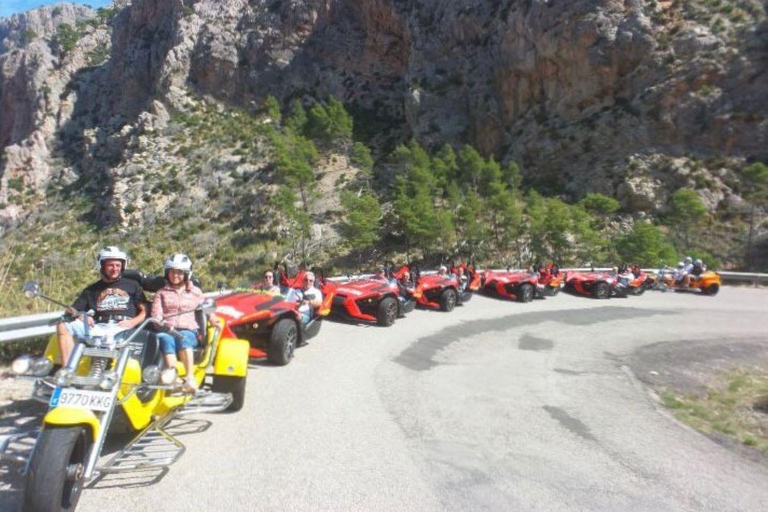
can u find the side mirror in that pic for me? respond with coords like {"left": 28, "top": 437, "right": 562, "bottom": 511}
{"left": 22, "top": 280, "right": 40, "bottom": 299}
{"left": 200, "top": 298, "right": 216, "bottom": 316}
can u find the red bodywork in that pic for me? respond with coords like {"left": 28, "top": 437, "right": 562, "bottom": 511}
{"left": 413, "top": 274, "right": 461, "bottom": 309}
{"left": 392, "top": 265, "right": 466, "bottom": 310}
{"left": 214, "top": 268, "right": 333, "bottom": 359}
{"left": 450, "top": 262, "right": 483, "bottom": 293}
{"left": 321, "top": 278, "right": 404, "bottom": 324}
{"left": 628, "top": 271, "right": 647, "bottom": 290}
{"left": 564, "top": 271, "right": 619, "bottom": 299}
{"left": 214, "top": 291, "right": 302, "bottom": 359}
{"left": 482, "top": 270, "right": 539, "bottom": 301}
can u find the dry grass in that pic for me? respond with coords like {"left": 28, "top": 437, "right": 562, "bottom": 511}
{"left": 661, "top": 368, "right": 768, "bottom": 453}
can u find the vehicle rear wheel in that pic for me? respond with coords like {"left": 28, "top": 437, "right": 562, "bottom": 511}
{"left": 376, "top": 297, "right": 398, "bottom": 327}
{"left": 212, "top": 375, "right": 247, "bottom": 412}
{"left": 517, "top": 284, "right": 534, "bottom": 303}
{"left": 703, "top": 284, "right": 719, "bottom": 296}
{"left": 593, "top": 282, "right": 610, "bottom": 299}
{"left": 631, "top": 286, "right": 645, "bottom": 296}
{"left": 268, "top": 319, "right": 297, "bottom": 366}
{"left": 23, "top": 426, "right": 89, "bottom": 512}
{"left": 551, "top": 286, "right": 560, "bottom": 296}
{"left": 439, "top": 288, "right": 457, "bottom": 312}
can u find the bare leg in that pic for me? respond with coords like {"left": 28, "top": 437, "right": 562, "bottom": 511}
{"left": 179, "top": 348, "right": 195, "bottom": 385}
{"left": 56, "top": 323, "right": 74, "bottom": 366}
{"left": 163, "top": 352, "right": 178, "bottom": 371}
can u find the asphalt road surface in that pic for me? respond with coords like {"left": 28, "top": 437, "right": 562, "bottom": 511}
{"left": 2, "top": 287, "right": 768, "bottom": 511}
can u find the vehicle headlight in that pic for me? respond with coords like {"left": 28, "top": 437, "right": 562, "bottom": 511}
{"left": 55, "top": 368, "right": 75, "bottom": 387}
{"left": 160, "top": 367, "right": 178, "bottom": 386}
{"left": 11, "top": 355, "right": 31, "bottom": 375}
{"left": 142, "top": 365, "right": 161, "bottom": 385}
{"left": 29, "top": 357, "right": 53, "bottom": 377}
{"left": 99, "top": 370, "right": 117, "bottom": 390}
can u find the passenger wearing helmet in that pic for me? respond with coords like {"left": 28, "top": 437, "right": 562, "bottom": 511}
{"left": 56, "top": 246, "right": 147, "bottom": 365}
{"left": 152, "top": 253, "right": 205, "bottom": 393}
{"left": 672, "top": 261, "right": 686, "bottom": 282}
{"left": 437, "top": 265, "right": 448, "bottom": 277}
{"left": 681, "top": 258, "right": 707, "bottom": 287}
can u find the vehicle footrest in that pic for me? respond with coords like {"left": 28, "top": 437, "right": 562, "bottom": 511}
{"left": 0, "top": 429, "right": 39, "bottom": 466}
{"left": 99, "top": 415, "right": 185, "bottom": 474}
{"left": 32, "top": 378, "right": 55, "bottom": 404}
{"left": 177, "top": 390, "right": 232, "bottom": 416}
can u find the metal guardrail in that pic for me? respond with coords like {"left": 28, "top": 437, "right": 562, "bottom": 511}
{"left": 0, "top": 291, "right": 224, "bottom": 344}
{"left": 1, "top": 270, "right": 766, "bottom": 344}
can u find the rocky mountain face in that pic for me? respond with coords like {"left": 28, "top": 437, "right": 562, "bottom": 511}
{"left": 0, "top": 0, "right": 766, "bottom": 235}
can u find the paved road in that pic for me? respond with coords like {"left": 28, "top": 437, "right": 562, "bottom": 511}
{"left": 2, "top": 288, "right": 768, "bottom": 511}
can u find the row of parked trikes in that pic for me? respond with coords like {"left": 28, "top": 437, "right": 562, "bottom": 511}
{"left": 2, "top": 260, "right": 721, "bottom": 512}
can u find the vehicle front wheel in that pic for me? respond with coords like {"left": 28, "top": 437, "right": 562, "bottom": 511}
{"left": 703, "top": 284, "right": 719, "bottom": 296}
{"left": 439, "top": 288, "right": 457, "bottom": 312}
{"left": 268, "top": 319, "right": 298, "bottom": 366}
{"left": 376, "top": 297, "right": 398, "bottom": 327}
{"left": 517, "top": 283, "right": 534, "bottom": 303}
{"left": 593, "top": 282, "right": 611, "bottom": 299}
{"left": 212, "top": 375, "right": 247, "bottom": 412}
{"left": 23, "top": 426, "right": 90, "bottom": 512}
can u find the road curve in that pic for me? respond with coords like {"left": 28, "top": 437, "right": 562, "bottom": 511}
{"left": 3, "top": 288, "right": 768, "bottom": 511}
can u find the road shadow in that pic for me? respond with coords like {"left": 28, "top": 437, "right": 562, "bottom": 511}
{"left": 395, "top": 306, "right": 676, "bottom": 372}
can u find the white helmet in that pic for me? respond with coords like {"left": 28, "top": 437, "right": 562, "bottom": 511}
{"left": 677, "top": 261, "right": 684, "bottom": 268}
{"left": 694, "top": 259, "right": 703, "bottom": 266}
{"left": 97, "top": 246, "right": 128, "bottom": 277}
{"left": 684, "top": 256, "right": 693, "bottom": 263}
{"left": 164, "top": 253, "right": 193, "bottom": 280}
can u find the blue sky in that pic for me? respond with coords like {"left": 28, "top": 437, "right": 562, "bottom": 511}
{"left": 0, "top": 1, "right": 112, "bottom": 19}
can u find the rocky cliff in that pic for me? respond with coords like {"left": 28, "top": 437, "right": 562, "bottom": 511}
{"left": 0, "top": 0, "right": 766, "bottom": 233}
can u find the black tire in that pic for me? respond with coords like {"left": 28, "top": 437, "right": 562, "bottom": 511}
{"left": 212, "top": 375, "right": 247, "bottom": 412}
{"left": 630, "top": 286, "right": 645, "bottom": 296}
{"left": 23, "top": 426, "right": 89, "bottom": 512}
{"left": 593, "top": 282, "right": 610, "bottom": 299}
{"left": 439, "top": 288, "right": 457, "bottom": 312}
{"left": 551, "top": 286, "right": 560, "bottom": 296}
{"left": 703, "top": 284, "right": 719, "bottom": 296}
{"left": 376, "top": 297, "right": 398, "bottom": 327}
{"left": 268, "top": 319, "right": 298, "bottom": 366}
{"left": 517, "top": 283, "right": 534, "bottom": 303}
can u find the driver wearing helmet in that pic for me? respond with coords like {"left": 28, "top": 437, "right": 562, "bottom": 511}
{"left": 152, "top": 253, "right": 205, "bottom": 393}
{"left": 676, "top": 257, "right": 694, "bottom": 284}
{"left": 437, "top": 265, "right": 448, "bottom": 277}
{"left": 684, "top": 258, "right": 706, "bottom": 286}
{"left": 56, "top": 246, "right": 147, "bottom": 365}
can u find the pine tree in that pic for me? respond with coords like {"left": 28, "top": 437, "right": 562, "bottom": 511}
{"left": 458, "top": 145, "right": 484, "bottom": 191}
{"left": 264, "top": 96, "right": 281, "bottom": 125}
{"left": 285, "top": 99, "right": 307, "bottom": 133}
{"left": 668, "top": 188, "right": 707, "bottom": 250}
{"left": 615, "top": 222, "right": 678, "bottom": 266}
{"left": 340, "top": 190, "right": 382, "bottom": 252}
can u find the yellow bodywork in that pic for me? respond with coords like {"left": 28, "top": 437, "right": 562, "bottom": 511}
{"left": 39, "top": 316, "right": 249, "bottom": 433}
{"left": 213, "top": 338, "right": 249, "bottom": 377}
{"left": 43, "top": 407, "right": 100, "bottom": 441}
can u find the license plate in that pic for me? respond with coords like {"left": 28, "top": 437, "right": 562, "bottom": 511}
{"left": 50, "top": 387, "right": 113, "bottom": 412}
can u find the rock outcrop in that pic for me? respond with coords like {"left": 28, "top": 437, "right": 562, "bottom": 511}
{"left": 1, "top": 0, "right": 766, "bottom": 232}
